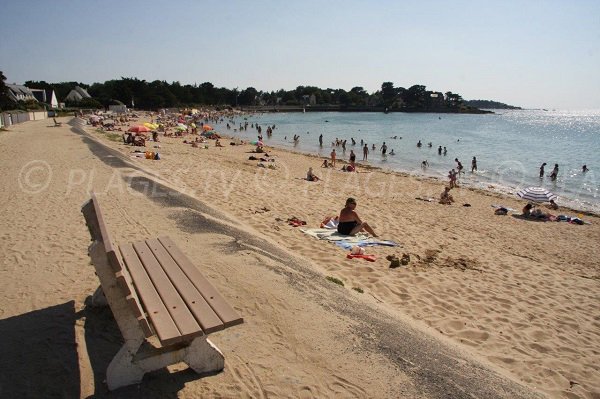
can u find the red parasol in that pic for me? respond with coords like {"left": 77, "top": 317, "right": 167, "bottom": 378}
{"left": 128, "top": 125, "right": 151, "bottom": 133}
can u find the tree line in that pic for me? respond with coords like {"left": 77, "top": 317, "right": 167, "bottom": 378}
{"left": 2, "top": 71, "right": 476, "bottom": 112}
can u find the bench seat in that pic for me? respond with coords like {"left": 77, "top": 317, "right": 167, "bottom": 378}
{"left": 82, "top": 192, "right": 243, "bottom": 390}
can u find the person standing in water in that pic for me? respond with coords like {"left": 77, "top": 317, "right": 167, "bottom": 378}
{"left": 539, "top": 162, "right": 547, "bottom": 178}
{"left": 319, "top": 134, "right": 323, "bottom": 147}
{"left": 550, "top": 164, "right": 559, "bottom": 180}
{"left": 363, "top": 144, "right": 369, "bottom": 161}
{"left": 471, "top": 156, "right": 477, "bottom": 172}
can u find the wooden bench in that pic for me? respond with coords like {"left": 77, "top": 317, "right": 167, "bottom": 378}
{"left": 81, "top": 192, "right": 243, "bottom": 390}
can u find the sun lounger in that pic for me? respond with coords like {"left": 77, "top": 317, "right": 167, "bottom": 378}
{"left": 53, "top": 117, "right": 62, "bottom": 127}
{"left": 81, "top": 192, "right": 243, "bottom": 390}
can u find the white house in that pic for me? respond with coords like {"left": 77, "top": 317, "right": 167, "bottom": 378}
{"left": 30, "top": 88, "right": 59, "bottom": 108}
{"left": 6, "top": 84, "right": 37, "bottom": 102}
{"left": 64, "top": 86, "right": 92, "bottom": 102}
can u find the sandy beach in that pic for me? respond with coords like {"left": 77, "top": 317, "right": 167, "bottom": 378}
{"left": 1, "top": 115, "right": 598, "bottom": 398}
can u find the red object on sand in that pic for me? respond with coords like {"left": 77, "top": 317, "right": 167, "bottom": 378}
{"left": 128, "top": 125, "right": 151, "bottom": 133}
{"left": 346, "top": 254, "right": 376, "bottom": 262}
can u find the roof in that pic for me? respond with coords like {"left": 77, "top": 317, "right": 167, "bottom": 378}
{"left": 65, "top": 86, "right": 92, "bottom": 101}
{"left": 7, "top": 84, "right": 34, "bottom": 96}
{"left": 6, "top": 84, "right": 37, "bottom": 102}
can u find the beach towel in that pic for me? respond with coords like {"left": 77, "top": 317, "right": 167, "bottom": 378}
{"left": 335, "top": 240, "right": 399, "bottom": 250}
{"left": 301, "top": 228, "right": 399, "bottom": 249}
{"left": 346, "top": 253, "right": 376, "bottom": 262}
{"left": 301, "top": 228, "right": 367, "bottom": 241}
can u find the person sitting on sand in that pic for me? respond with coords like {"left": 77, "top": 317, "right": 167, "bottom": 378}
{"left": 522, "top": 203, "right": 551, "bottom": 219}
{"left": 215, "top": 139, "right": 224, "bottom": 147}
{"left": 306, "top": 167, "right": 319, "bottom": 182}
{"left": 337, "top": 198, "right": 378, "bottom": 237}
{"left": 133, "top": 134, "right": 145, "bottom": 147}
{"left": 321, "top": 159, "right": 331, "bottom": 168}
{"left": 547, "top": 199, "right": 559, "bottom": 210}
{"left": 439, "top": 186, "right": 455, "bottom": 205}
{"left": 522, "top": 203, "right": 534, "bottom": 217}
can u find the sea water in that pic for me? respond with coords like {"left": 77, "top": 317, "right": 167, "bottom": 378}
{"left": 231, "top": 109, "right": 600, "bottom": 213}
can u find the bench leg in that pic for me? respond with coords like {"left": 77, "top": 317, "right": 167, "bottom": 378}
{"left": 106, "top": 339, "right": 146, "bottom": 390}
{"left": 89, "top": 286, "right": 108, "bottom": 307}
{"left": 184, "top": 337, "right": 225, "bottom": 374}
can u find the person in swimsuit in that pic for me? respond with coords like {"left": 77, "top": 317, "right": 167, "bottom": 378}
{"left": 337, "top": 198, "right": 378, "bottom": 237}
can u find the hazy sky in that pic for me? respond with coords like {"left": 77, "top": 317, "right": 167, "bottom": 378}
{"left": 1, "top": 0, "right": 599, "bottom": 109}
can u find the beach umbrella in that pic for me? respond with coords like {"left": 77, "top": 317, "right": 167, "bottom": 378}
{"left": 175, "top": 125, "right": 187, "bottom": 131}
{"left": 202, "top": 125, "right": 213, "bottom": 131}
{"left": 143, "top": 122, "right": 159, "bottom": 130}
{"left": 517, "top": 186, "right": 557, "bottom": 202}
{"left": 128, "top": 125, "right": 151, "bottom": 133}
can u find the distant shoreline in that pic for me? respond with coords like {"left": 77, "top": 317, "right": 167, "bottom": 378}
{"left": 240, "top": 105, "right": 493, "bottom": 114}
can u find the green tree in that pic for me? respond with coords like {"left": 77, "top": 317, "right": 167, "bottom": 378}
{"left": 381, "top": 82, "right": 397, "bottom": 108}
{"left": 444, "top": 91, "right": 463, "bottom": 108}
{"left": 402, "top": 85, "right": 427, "bottom": 109}
{"left": 238, "top": 87, "right": 259, "bottom": 105}
{"left": 0, "top": 71, "right": 14, "bottom": 110}
{"left": 349, "top": 86, "right": 369, "bottom": 106}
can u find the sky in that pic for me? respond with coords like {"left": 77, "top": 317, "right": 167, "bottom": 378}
{"left": 1, "top": 0, "right": 599, "bottom": 109}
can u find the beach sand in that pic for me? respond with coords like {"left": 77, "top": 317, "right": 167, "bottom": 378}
{"left": 0, "top": 116, "right": 598, "bottom": 398}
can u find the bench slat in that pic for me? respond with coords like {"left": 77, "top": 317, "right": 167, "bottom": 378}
{"left": 145, "top": 238, "right": 224, "bottom": 334}
{"left": 132, "top": 241, "right": 204, "bottom": 342}
{"left": 116, "top": 273, "right": 153, "bottom": 337}
{"left": 120, "top": 243, "right": 182, "bottom": 346}
{"left": 158, "top": 236, "right": 244, "bottom": 328}
{"left": 90, "top": 193, "right": 121, "bottom": 272}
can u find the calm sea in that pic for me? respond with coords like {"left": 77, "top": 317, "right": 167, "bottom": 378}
{"left": 227, "top": 110, "right": 600, "bottom": 213}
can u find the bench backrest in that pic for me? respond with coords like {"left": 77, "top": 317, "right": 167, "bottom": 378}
{"left": 82, "top": 192, "right": 153, "bottom": 337}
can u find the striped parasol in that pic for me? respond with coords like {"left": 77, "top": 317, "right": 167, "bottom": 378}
{"left": 517, "top": 186, "right": 557, "bottom": 202}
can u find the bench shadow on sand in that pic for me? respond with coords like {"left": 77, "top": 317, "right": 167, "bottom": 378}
{"left": 0, "top": 297, "right": 207, "bottom": 399}
{"left": 0, "top": 301, "right": 80, "bottom": 398}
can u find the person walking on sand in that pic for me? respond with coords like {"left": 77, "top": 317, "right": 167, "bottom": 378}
{"left": 337, "top": 198, "right": 378, "bottom": 237}
{"left": 471, "top": 156, "right": 477, "bottom": 172}
{"left": 363, "top": 144, "right": 369, "bottom": 161}
{"left": 539, "top": 162, "right": 547, "bottom": 178}
{"left": 330, "top": 149, "right": 336, "bottom": 167}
